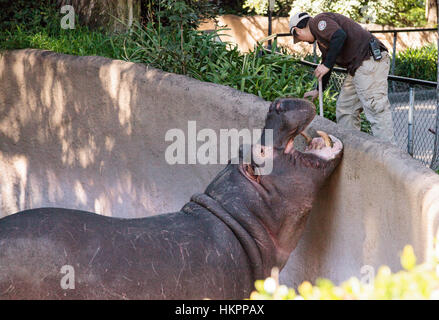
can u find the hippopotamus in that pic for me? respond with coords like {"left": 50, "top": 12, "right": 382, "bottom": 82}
{"left": 0, "top": 98, "right": 343, "bottom": 300}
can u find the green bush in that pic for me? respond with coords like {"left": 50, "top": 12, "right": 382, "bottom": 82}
{"left": 0, "top": 0, "right": 58, "bottom": 31}
{"left": 241, "top": 0, "right": 427, "bottom": 27}
{"left": 0, "top": 13, "right": 120, "bottom": 58}
{"left": 140, "top": 0, "right": 222, "bottom": 29}
{"left": 243, "top": 0, "right": 291, "bottom": 16}
{"left": 250, "top": 244, "right": 439, "bottom": 300}
{"left": 120, "top": 22, "right": 318, "bottom": 103}
{"left": 393, "top": 45, "right": 438, "bottom": 82}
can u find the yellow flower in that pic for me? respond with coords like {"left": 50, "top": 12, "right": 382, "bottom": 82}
{"left": 401, "top": 245, "right": 417, "bottom": 271}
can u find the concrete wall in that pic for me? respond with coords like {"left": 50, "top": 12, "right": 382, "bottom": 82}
{"left": 199, "top": 15, "right": 437, "bottom": 54}
{"left": 1, "top": 49, "right": 439, "bottom": 288}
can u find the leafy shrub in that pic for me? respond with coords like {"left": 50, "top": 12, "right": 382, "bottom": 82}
{"left": 243, "top": 0, "right": 291, "bottom": 16}
{"left": 393, "top": 45, "right": 438, "bottom": 82}
{"left": 140, "top": 0, "right": 221, "bottom": 29}
{"left": 219, "top": 0, "right": 249, "bottom": 15}
{"left": 120, "top": 22, "right": 318, "bottom": 103}
{"left": 0, "top": 0, "right": 58, "bottom": 31}
{"left": 241, "top": 0, "right": 427, "bottom": 26}
{"left": 249, "top": 243, "right": 439, "bottom": 300}
{"left": 0, "top": 10, "right": 120, "bottom": 58}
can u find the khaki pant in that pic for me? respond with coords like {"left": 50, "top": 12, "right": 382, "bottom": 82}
{"left": 336, "top": 51, "right": 395, "bottom": 144}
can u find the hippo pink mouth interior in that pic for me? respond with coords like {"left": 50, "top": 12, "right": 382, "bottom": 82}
{"left": 284, "top": 129, "right": 343, "bottom": 161}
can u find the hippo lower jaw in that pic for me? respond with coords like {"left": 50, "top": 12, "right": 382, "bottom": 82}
{"left": 303, "top": 134, "right": 343, "bottom": 161}
{"left": 284, "top": 129, "right": 343, "bottom": 162}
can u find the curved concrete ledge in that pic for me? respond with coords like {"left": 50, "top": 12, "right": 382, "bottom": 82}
{"left": 1, "top": 49, "right": 439, "bottom": 287}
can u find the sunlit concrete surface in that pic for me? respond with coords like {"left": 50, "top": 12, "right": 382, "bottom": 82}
{"left": 1, "top": 49, "right": 439, "bottom": 288}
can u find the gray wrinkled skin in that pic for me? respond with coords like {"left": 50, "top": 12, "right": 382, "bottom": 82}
{"left": 0, "top": 98, "right": 343, "bottom": 299}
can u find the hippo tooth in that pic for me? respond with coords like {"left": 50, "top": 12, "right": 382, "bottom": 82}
{"left": 316, "top": 130, "right": 333, "bottom": 148}
{"left": 300, "top": 131, "right": 312, "bottom": 145}
{"left": 284, "top": 138, "right": 295, "bottom": 154}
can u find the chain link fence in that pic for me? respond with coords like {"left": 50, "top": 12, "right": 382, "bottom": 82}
{"left": 298, "top": 60, "right": 438, "bottom": 170}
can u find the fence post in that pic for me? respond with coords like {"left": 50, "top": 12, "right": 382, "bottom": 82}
{"left": 434, "top": 97, "right": 439, "bottom": 169}
{"left": 407, "top": 86, "right": 415, "bottom": 156}
{"left": 391, "top": 32, "right": 397, "bottom": 75}
{"left": 433, "top": 17, "right": 439, "bottom": 170}
{"left": 391, "top": 31, "right": 397, "bottom": 92}
{"left": 268, "top": 0, "right": 274, "bottom": 49}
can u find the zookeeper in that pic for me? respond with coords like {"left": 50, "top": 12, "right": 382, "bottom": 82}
{"left": 289, "top": 11, "right": 395, "bottom": 143}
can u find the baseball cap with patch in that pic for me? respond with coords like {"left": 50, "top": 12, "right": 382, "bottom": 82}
{"left": 289, "top": 12, "right": 311, "bottom": 43}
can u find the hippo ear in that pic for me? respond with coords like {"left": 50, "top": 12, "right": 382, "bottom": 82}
{"left": 268, "top": 99, "right": 281, "bottom": 113}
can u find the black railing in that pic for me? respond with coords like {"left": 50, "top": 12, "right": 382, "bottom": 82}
{"left": 370, "top": 28, "right": 437, "bottom": 33}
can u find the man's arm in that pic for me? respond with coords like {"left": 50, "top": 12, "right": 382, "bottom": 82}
{"left": 321, "top": 68, "right": 332, "bottom": 91}
{"left": 322, "top": 28, "right": 347, "bottom": 70}
{"left": 319, "top": 29, "right": 346, "bottom": 91}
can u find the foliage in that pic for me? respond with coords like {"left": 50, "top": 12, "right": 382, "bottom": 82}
{"left": 393, "top": 44, "right": 438, "bottom": 81}
{"left": 243, "top": 0, "right": 292, "bottom": 16}
{"left": 120, "top": 22, "right": 318, "bottom": 102}
{"left": 290, "top": 0, "right": 427, "bottom": 26}
{"left": 140, "top": 0, "right": 222, "bottom": 29}
{"left": 371, "top": 0, "right": 428, "bottom": 27}
{"left": 219, "top": 0, "right": 249, "bottom": 15}
{"left": 0, "top": 0, "right": 59, "bottom": 30}
{"left": 0, "top": 10, "right": 119, "bottom": 58}
{"left": 241, "top": 0, "right": 427, "bottom": 26}
{"left": 249, "top": 243, "right": 439, "bottom": 299}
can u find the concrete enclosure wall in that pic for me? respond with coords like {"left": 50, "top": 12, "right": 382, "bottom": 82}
{"left": 1, "top": 49, "right": 439, "bottom": 288}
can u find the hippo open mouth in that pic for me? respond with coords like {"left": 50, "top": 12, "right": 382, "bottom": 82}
{"left": 264, "top": 97, "right": 343, "bottom": 164}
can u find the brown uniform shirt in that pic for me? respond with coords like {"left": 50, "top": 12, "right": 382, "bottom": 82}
{"left": 309, "top": 12, "right": 387, "bottom": 76}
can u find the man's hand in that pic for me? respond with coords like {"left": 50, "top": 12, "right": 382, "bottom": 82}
{"left": 314, "top": 64, "right": 330, "bottom": 80}
{"left": 304, "top": 89, "right": 318, "bottom": 100}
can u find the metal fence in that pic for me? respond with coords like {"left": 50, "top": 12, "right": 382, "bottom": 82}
{"left": 299, "top": 60, "right": 438, "bottom": 170}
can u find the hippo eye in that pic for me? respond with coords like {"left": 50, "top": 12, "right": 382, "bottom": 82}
{"left": 243, "top": 164, "right": 261, "bottom": 184}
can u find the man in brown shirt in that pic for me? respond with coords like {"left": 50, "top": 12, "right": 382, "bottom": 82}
{"left": 289, "top": 12, "right": 395, "bottom": 143}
